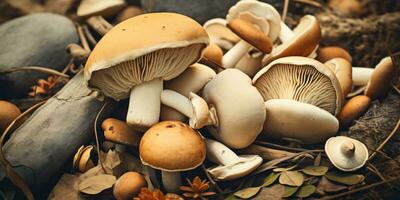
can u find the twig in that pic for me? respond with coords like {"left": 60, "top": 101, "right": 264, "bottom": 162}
{"left": 201, "top": 164, "right": 223, "bottom": 194}
{"left": 368, "top": 119, "right": 400, "bottom": 161}
{"left": 254, "top": 140, "right": 324, "bottom": 153}
{"left": 0, "top": 66, "right": 69, "bottom": 78}
{"left": 94, "top": 101, "right": 109, "bottom": 173}
{"left": 367, "top": 147, "right": 399, "bottom": 163}
{"left": 294, "top": 0, "right": 322, "bottom": 8}
{"left": 366, "top": 162, "right": 387, "bottom": 182}
{"left": 282, "top": 0, "right": 289, "bottom": 22}
{"left": 393, "top": 85, "right": 400, "bottom": 94}
{"left": 77, "top": 24, "right": 90, "bottom": 52}
{"left": 82, "top": 25, "right": 98, "bottom": 46}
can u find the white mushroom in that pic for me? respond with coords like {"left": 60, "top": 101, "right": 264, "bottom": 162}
{"left": 234, "top": 50, "right": 263, "bottom": 78}
{"left": 203, "top": 18, "right": 240, "bottom": 50}
{"left": 77, "top": 0, "right": 126, "bottom": 18}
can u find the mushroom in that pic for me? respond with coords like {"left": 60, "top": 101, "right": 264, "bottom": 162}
{"left": 317, "top": 46, "right": 352, "bottom": 63}
{"left": 66, "top": 43, "right": 90, "bottom": 63}
{"left": 234, "top": 50, "right": 263, "bottom": 78}
{"left": 263, "top": 15, "right": 321, "bottom": 65}
{"left": 253, "top": 57, "right": 343, "bottom": 144}
{"left": 139, "top": 121, "right": 206, "bottom": 193}
{"left": 201, "top": 43, "right": 223, "bottom": 70}
{"left": 222, "top": 0, "right": 280, "bottom": 68}
{"left": 102, "top": 118, "right": 141, "bottom": 148}
{"left": 77, "top": 0, "right": 126, "bottom": 18}
{"left": 328, "top": 0, "right": 363, "bottom": 18}
{"left": 203, "top": 18, "right": 240, "bottom": 50}
{"left": 352, "top": 56, "right": 397, "bottom": 99}
{"left": 325, "top": 136, "right": 368, "bottom": 171}
{"left": 324, "top": 58, "right": 353, "bottom": 97}
{"left": 116, "top": 6, "right": 144, "bottom": 23}
{"left": 113, "top": 172, "right": 147, "bottom": 200}
{"left": 205, "top": 139, "right": 262, "bottom": 181}
{"left": 84, "top": 13, "right": 209, "bottom": 130}
{"left": 78, "top": 145, "right": 95, "bottom": 172}
{"left": 0, "top": 100, "right": 21, "bottom": 134}
{"left": 338, "top": 95, "right": 371, "bottom": 128}
{"left": 160, "top": 63, "right": 216, "bottom": 123}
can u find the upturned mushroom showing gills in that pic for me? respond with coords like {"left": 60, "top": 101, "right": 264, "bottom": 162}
{"left": 324, "top": 58, "right": 353, "bottom": 97}
{"left": 253, "top": 57, "right": 343, "bottom": 144}
{"left": 84, "top": 13, "right": 209, "bottom": 130}
{"left": 139, "top": 121, "right": 206, "bottom": 193}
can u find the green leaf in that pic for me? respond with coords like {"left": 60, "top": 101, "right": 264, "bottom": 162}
{"left": 302, "top": 166, "right": 329, "bottom": 176}
{"left": 262, "top": 172, "right": 280, "bottom": 187}
{"left": 224, "top": 194, "right": 238, "bottom": 200}
{"left": 273, "top": 165, "right": 298, "bottom": 172}
{"left": 233, "top": 187, "right": 261, "bottom": 199}
{"left": 283, "top": 186, "right": 299, "bottom": 198}
{"left": 325, "top": 171, "right": 365, "bottom": 186}
{"left": 296, "top": 184, "right": 316, "bottom": 198}
{"left": 279, "top": 171, "right": 304, "bottom": 186}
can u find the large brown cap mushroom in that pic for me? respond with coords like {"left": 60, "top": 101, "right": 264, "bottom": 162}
{"left": 102, "top": 118, "right": 141, "bottom": 146}
{"left": 338, "top": 95, "right": 371, "bottom": 128}
{"left": 364, "top": 57, "right": 398, "bottom": 99}
{"left": 0, "top": 100, "right": 21, "bottom": 133}
{"left": 77, "top": 0, "right": 126, "bottom": 18}
{"left": 113, "top": 172, "right": 147, "bottom": 200}
{"left": 253, "top": 56, "right": 343, "bottom": 116}
{"left": 324, "top": 58, "right": 353, "bottom": 97}
{"left": 317, "top": 46, "right": 352, "bottom": 63}
{"left": 85, "top": 13, "right": 209, "bottom": 130}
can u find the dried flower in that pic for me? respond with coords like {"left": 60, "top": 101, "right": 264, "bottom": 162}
{"left": 134, "top": 188, "right": 183, "bottom": 200}
{"left": 180, "top": 176, "right": 216, "bottom": 200}
{"left": 29, "top": 75, "right": 60, "bottom": 97}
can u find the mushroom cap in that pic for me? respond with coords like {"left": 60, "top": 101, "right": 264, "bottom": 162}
{"left": 253, "top": 56, "right": 343, "bottom": 116}
{"left": 339, "top": 95, "right": 371, "bottom": 128}
{"left": 317, "top": 46, "right": 352, "bottom": 63}
{"left": 161, "top": 63, "right": 216, "bottom": 122}
{"left": 365, "top": 56, "right": 397, "bottom": 99}
{"left": 116, "top": 6, "right": 144, "bottom": 23}
{"left": 207, "top": 155, "right": 262, "bottom": 181}
{"left": 202, "top": 69, "right": 266, "bottom": 149}
{"left": 263, "top": 99, "right": 339, "bottom": 144}
{"left": 325, "top": 136, "right": 368, "bottom": 171}
{"left": 227, "top": 18, "right": 273, "bottom": 53}
{"left": 139, "top": 121, "right": 206, "bottom": 171}
{"left": 203, "top": 18, "right": 240, "bottom": 50}
{"left": 77, "top": 0, "right": 126, "bottom": 18}
{"left": 84, "top": 13, "right": 209, "bottom": 100}
{"left": 78, "top": 145, "right": 95, "bottom": 172}
{"left": 226, "top": 0, "right": 281, "bottom": 42}
{"left": 102, "top": 118, "right": 141, "bottom": 146}
{"left": 201, "top": 43, "right": 223, "bottom": 67}
{"left": 263, "top": 15, "right": 321, "bottom": 65}
{"left": 0, "top": 100, "right": 21, "bottom": 133}
{"left": 113, "top": 172, "right": 147, "bottom": 200}
{"left": 324, "top": 58, "right": 353, "bottom": 97}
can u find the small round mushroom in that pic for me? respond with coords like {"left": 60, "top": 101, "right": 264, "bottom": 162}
{"left": 338, "top": 95, "right": 371, "bottom": 128}
{"left": 77, "top": 0, "right": 126, "bottom": 18}
{"left": 201, "top": 43, "right": 223, "bottom": 69}
{"left": 205, "top": 139, "right": 262, "bottom": 181}
{"left": 263, "top": 15, "right": 321, "bottom": 65}
{"left": 85, "top": 13, "right": 209, "bottom": 130}
{"left": 328, "top": 0, "right": 363, "bottom": 18}
{"left": 352, "top": 56, "right": 397, "bottom": 99}
{"left": 102, "top": 118, "right": 141, "bottom": 147}
{"left": 113, "top": 172, "right": 147, "bottom": 200}
{"left": 139, "top": 121, "right": 206, "bottom": 193}
{"left": 324, "top": 58, "right": 353, "bottom": 97}
{"left": 325, "top": 136, "right": 368, "bottom": 171}
{"left": 116, "top": 6, "right": 144, "bottom": 23}
{"left": 0, "top": 100, "right": 21, "bottom": 134}
{"left": 203, "top": 18, "right": 240, "bottom": 50}
{"left": 317, "top": 46, "right": 352, "bottom": 63}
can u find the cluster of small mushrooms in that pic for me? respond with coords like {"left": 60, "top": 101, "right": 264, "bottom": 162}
{"left": 73, "top": 0, "right": 398, "bottom": 199}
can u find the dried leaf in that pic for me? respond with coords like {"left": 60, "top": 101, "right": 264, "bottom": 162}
{"left": 296, "top": 184, "right": 316, "bottom": 198}
{"left": 283, "top": 186, "right": 298, "bottom": 198}
{"left": 302, "top": 166, "right": 328, "bottom": 176}
{"left": 78, "top": 174, "right": 116, "bottom": 194}
{"left": 233, "top": 187, "right": 261, "bottom": 199}
{"left": 253, "top": 152, "right": 313, "bottom": 175}
{"left": 314, "top": 153, "right": 322, "bottom": 166}
{"left": 325, "top": 171, "right": 365, "bottom": 185}
{"left": 224, "top": 194, "right": 238, "bottom": 200}
{"left": 120, "top": 152, "right": 143, "bottom": 173}
{"left": 279, "top": 171, "right": 304, "bottom": 186}
{"left": 79, "top": 165, "right": 104, "bottom": 181}
{"left": 48, "top": 174, "right": 80, "bottom": 200}
{"left": 252, "top": 184, "right": 284, "bottom": 200}
{"left": 316, "top": 176, "right": 347, "bottom": 194}
{"left": 262, "top": 172, "right": 280, "bottom": 187}
{"left": 273, "top": 165, "right": 297, "bottom": 172}
{"left": 103, "top": 150, "right": 121, "bottom": 173}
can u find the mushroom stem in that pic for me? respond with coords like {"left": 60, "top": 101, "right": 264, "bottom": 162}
{"left": 205, "top": 139, "right": 241, "bottom": 166}
{"left": 161, "top": 90, "right": 194, "bottom": 118}
{"left": 279, "top": 21, "right": 294, "bottom": 43}
{"left": 340, "top": 141, "right": 356, "bottom": 157}
{"left": 161, "top": 171, "right": 181, "bottom": 193}
{"left": 127, "top": 78, "right": 163, "bottom": 130}
{"left": 222, "top": 40, "right": 252, "bottom": 69}
{"left": 352, "top": 67, "right": 373, "bottom": 86}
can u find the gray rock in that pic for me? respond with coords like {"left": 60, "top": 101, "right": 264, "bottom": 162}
{"left": 141, "top": 0, "right": 282, "bottom": 24}
{"left": 0, "top": 13, "right": 79, "bottom": 99}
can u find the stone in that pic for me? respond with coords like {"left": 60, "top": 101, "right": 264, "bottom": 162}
{"left": 0, "top": 13, "right": 79, "bottom": 99}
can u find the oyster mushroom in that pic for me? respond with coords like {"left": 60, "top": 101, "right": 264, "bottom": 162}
{"left": 84, "top": 13, "right": 209, "bottom": 130}
{"left": 0, "top": 100, "right": 21, "bottom": 134}
{"left": 203, "top": 18, "right": 240, "bottom": 50}
{"left": 113, "top": 172, "right": 147, "bottom": 200}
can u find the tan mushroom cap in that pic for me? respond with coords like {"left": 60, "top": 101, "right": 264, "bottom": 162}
{"left": 365, "top": 57, "right": 397, "bottom": 99}
{"left": 317, "top": 46, "right": 352, "bottom": 63}
{"left": 113, "top": 172, "right": 147, "bottom": 200}
{"left": 339, "top": 95, "right": 371, "bottom": 128}
{"left": 85, "top": 12, "right": 209, "bottom": 100}
{"left": 0, "top": 100, "right": 21, "bottom": 133}
{"left": 227, "top": 18, "right": 273, "bottom": 53}
{"left": 324, "top": 58, "right": 353, "bottom": 97}
{"left": 77, "top": 0, "right": 126, "bottom": 18}
{"left": 203, "top": 18, "right": 240, "bottom": 50}
{"left": 325, "top": 136, "right": 368, "bottom": 171}
{"left": 202, "top": 69, "right": 266, "bottom": 149}
{"left": 139, "top": 121, "right": 206, "bottom": 171}
{"left": 78, "top": 145, "right": 95, "bottom": 172}
{"left": 263, "top": 15, "right": 321, "bottom": 65}
{"left": 102, "top": 118, "right": 141, "bottom": 146}
{"left": 253, "top": 56, "right": 343, "bottom": 116}
{"left": 116, "top": 6, "right": 144, "bottom": 23}
{"left": 201, "top": 43, "right": 223, "bottom": 67}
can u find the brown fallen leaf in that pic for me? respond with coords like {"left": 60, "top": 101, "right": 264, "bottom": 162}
{"left": 103, "top": 150, "right": 121, "bottom": 174}
{"left": 316, "top": 176, "right": 348, "bottom": 195}
{"left": 78, "top": 174, "right": 116, "bottom": 195}
{"left": 252, "top": 184, "right": 284, "bottom": 200}
{"left": 48, "top": 173, "right": 81, "bottom": 200}
{"left": 78, "top": 165, "right": 104, "bottom": 182}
